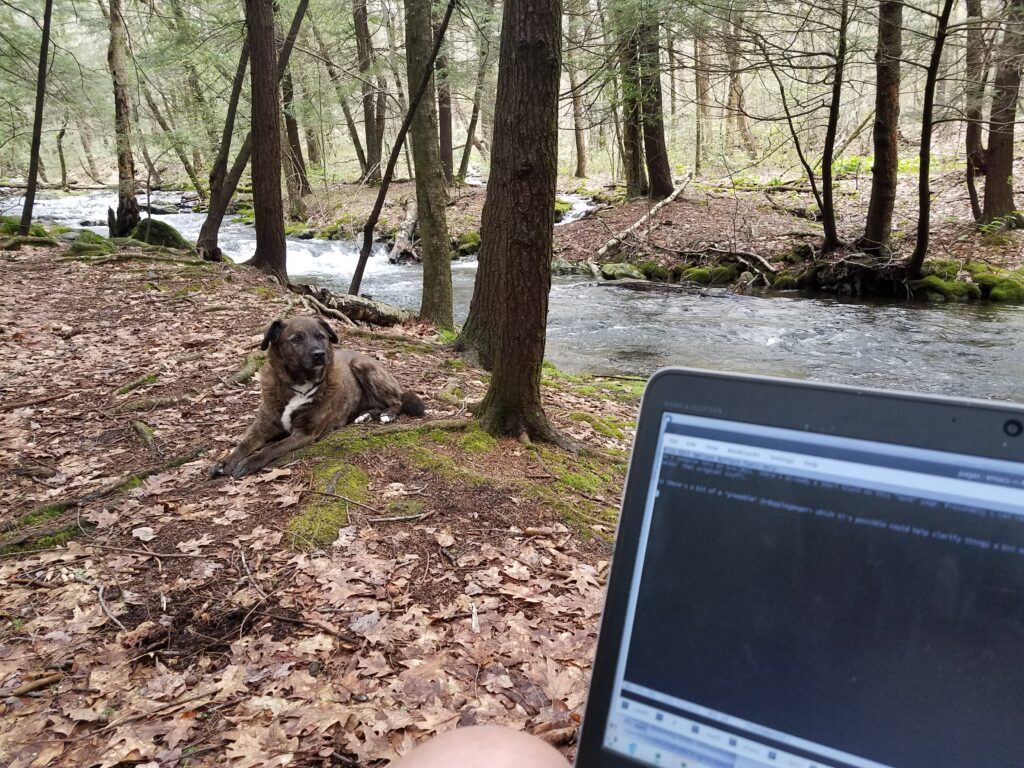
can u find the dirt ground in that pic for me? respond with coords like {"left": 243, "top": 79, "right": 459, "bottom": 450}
{"left": 0, "top": 245, "right": 641, "bottom": 766}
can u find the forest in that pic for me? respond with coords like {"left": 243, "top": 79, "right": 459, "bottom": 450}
{"left": 2, "top": 0, "right": 1024, "bottom": 764}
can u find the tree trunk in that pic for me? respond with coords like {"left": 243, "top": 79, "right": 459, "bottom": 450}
{"left": 982, "top": 0, "right": 1024, "bottom": 225}
{"left": 312, "top": 18, "right": 367, "bottom": 176}
{"left": 142, "top": 84, "right": 204, "bottom": 197}
{"left": 861, "top": 0, "right": 902, "bottom": 253}
{"left": 18, "top": 0, "right": 54, "bottom": 237}
{"left": 305, "top": 124, "right": 322, "bottom": 169}
{"left": 78, "top": 124, "right": 102, "bottom": 183}
{"left": 282, "top": 71, "right": 312, "bottom": 195}
{"left": 907, "top": 0, "right": 955, "bottom": 278}
{"left": 567, "top": 2, "right": 588, "bottom": 179}
{"left": 820, "top": 0, "right": 848, "bottom": 254}
{"left": 695, "top": 34, "right": 711, "bottom": 170}
{"left": 965, "top": 0, "right": 987, "bottom": 222}
{"left": 245, "top": 0, "right": 288, "bottom": 284}
{"left": 406, "top": 0, "right": 453, "bottom": 329}
{"left": 195, "top": 0, "right": 307, "bottom": 260}
{"left": 197, "top": 40, "right": 249, "bottom": 260}
{"left": 354, "top": 0, "right": 382, "bottom": 182}
{"left": 638, "top": 18, "right": 673, "bottom": 199}
{"left": 384, "top": 4, "right": 414, "bottom": 178}
{"left": 107, "top": 0, "right": 141, "bottom": 237}
{"left": 434, "top": 26, "right": 455, "bottom": 186}
{"left": 461, "top": 0, "right": 562, "bottom": 442}
{"left": 458, "top": 0, "right": 496, "bottom": 182}
{"left": 726, "top": 9, "right": 757, "bottom": 158}
{"left": 617, "top": 25, "right": 648, "bottom": 199}
{"left": 56, "top": 115, "right": 69, "bottom": 192}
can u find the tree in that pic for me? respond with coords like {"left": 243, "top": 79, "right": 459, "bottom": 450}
{"left": 18, "top": 0, "right": 54, "bottom": 237}
{"left": 282, "top": 71, "right": 312, "bottom": 196}
{"left": 616, "top": 16, "right": 648, "bottom": 198}
{"left": 244, "top": 0, "right": 287, "bottom": 284}
{"left": 459, "top": 0, "right": 562, "bottom": 441}
{"left": 861, "top": 1, "right": 902, "bottom": 254}
{"left": 107, "top": 0, "right": 141, "bottom": 237}
{"left": 982, "top": 0, "right": 1024, "bottom": 226}
{"left": 819, "top": 0, "right": 849, "bottom": 254}
{"left": 354, "top": 0, "right": 382, "bottom": 182}
{"left": 964, "top": 0, "right": 987, "bottom": 221}
{"left": 405, "top": 0, "right": 453, "bottom": 329}
{"left": 434, "top": 24, "right": 455, "bottom": 186}
{"left": 637, "top": 14, "right": 673, "bottom": 199}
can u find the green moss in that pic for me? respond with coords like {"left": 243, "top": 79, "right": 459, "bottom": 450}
{"left": 982, "top": 230, "right": 1013, "bottom": 248}
{"left": 682, "top": 267, "right": 712, "bottom": 284}
{"left": 772, "top": 274, "right": 799, "bottom": 290}
{"left": 69, "top": 229, "right": 114, "bottom": 256}
{"left": 990, "top": 278, "right": 1024, "bottom": 302}
{"left": 637, "top": 260, "right": 670, "bottom": 281}
{"left": 442, "top": 357, "right": 465, "bottom": 370}
{"left": 289, "top": 462, "right": 369, "bottom": 548}
{"left": 438, "top": 327, "right": 459, "bottom": 344}
{"left": 554, "top": 198, "right": 573, "bottom": 222}
{"left": 458, "top": 429, "right": 497, "bottom": 454}
{"left": 253, "top": 286, "right": 274, "bottom": 298}
{"left": 570, "top": 412, "right": 626, "bottom": 439}
{"left": 0, "top": 215, "right": 47, "bottom": 238}
{"left": 601, "top": 262, "right": 645, "bottom": 280}
{"left": 922, "top": 259, "right": 962, "bottom": 280}
{"left": 909, "top": 275, "right": 982, "bottom": 301}
{"left": 456, "top": 231, "right": 481, "bottom": 256}
{"left": 233, "top": 207, "right": 256, "bottom": 225}
{"left": 560, "top": 471, "right": 604, "bottom": 494}
{"left": 13, "top": 503, "right": 69, "bottom": 529}
{"left": 387, "top": 498, "right": 425, "bottom": 518}
{"left": 284, "top": 221, "right": 315, "bottom": 237}
{"left": 0, "top": 527, "right": 77, "bottom": 556}
{"left": 315, "top": 214, "right": 360, "bottom": 240}
{"left": 130, "top": 219, "right": 190, "bottom": 249}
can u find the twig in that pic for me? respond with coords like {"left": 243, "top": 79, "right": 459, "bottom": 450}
{"left": 304, "top": 490, "right": 386, "bottom": 517}
{"left": 11, "top": 673, "right": 63, "bottom": 696}
{"left": 368, "top": 510, "right": 435, "bottom": 524}
{"left": 0, "top": 392, "right": 73, "bottom": 411}
{"left": 73, "top": 574, "right": 126, "bottom": 632}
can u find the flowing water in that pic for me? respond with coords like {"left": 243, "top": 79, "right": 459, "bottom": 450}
{"left": 6, "top": 189, "right": 1024, "bottom": 402}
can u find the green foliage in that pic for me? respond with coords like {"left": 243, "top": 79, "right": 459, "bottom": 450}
{"left": 130, "top": 219, "right": 190, "bottom": 249}
{"left": 832, "top": 155, "right": 871, "bottom": 178}
{"left": 990, "top": 277, "right": 1024, "bottom": 302}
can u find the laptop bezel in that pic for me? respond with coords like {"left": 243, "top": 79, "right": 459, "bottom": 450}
{"left": 574, "top": 367, "right": 1024, "bottom": 767}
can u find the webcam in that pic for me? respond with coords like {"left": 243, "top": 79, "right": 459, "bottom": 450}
{"left": 1004, "top": 419, "right": 1023, "bottom": 438}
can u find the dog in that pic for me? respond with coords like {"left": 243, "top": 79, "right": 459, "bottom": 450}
{"left": 212, "top": 316, "right": 425, "bottom": 478}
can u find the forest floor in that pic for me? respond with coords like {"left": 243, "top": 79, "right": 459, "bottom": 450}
{"left": 0, "top": 243, "right": 643, "bottom": 767}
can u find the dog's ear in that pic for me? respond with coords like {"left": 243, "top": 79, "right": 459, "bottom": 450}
{"left": 318, "top": 318, "right": 339, "bottom": 345}
{"left": 260, "top": 319, "right": 285, "bottom": 351}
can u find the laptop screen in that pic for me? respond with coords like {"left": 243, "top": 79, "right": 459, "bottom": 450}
{"left": 601, "top": 411, "right": 1024, "bottom": 768}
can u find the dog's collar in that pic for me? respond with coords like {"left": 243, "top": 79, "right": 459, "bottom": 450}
{"left": 286, "top": 375, "right": 324, "bottom": 398}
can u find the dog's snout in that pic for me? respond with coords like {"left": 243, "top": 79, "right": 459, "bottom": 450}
{"left": 311, "top": 349, "right": 327, "bottom": 364}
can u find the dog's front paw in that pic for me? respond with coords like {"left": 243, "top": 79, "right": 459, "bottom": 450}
{"left": 209, "top": 461, "right": 226, "bottom": 478}
{"left": 231, "top": 459, "right": 256, "bottom": 479}
{"left": 380, "top": 413, "right": 394, "bottom": 424}
{"left": 354, "top": 413, "right": 373, "bottom": 424}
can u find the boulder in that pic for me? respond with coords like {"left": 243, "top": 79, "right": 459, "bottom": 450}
{"left": 456, "top": 230, "right": 481, "bottom": 256}
{"left": 600, "top": 262, "right": 645, "bottom": 280}
{"left": 551, "top": 258, "right": 591, "bottom": 276}
{"left": 130, "top": 219, "right": 191, "bottom": 249}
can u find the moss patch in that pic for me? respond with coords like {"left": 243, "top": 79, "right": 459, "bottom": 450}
{"left": 0, "top": 215, "right": 47, "bottom": 238}
{"left": 289, "top": 462, "right": 369, "bottom": 548}
{"left": 554, "top": 198, "right": 573, "bottom": 223}
{"left": 601, "top": 262, "right": 645, "bottom": 280}
{"left": 772, "top": 274, "right": 799, "bottom": 290}
{"left": 69, "top": 230, "right": 114, "bottom": 256}
{"left": 570, "top": 412, "right": 627, "bottom": 439}
{"left": 456, "top": 231, "right": 481, "bottom": 256}
{"left": 458, "top": 429, "right": 497, "bottom": 454}
{"left": 637, "top": 260, "right": 670, "bottom": 281}
{"left": 130, "top": 219, "right": 191, "bottom": 249}
{"left": 909, "top": 275, "right": 982, "bottom": 302}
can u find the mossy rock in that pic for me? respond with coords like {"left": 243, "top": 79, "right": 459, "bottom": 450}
{"left": 781, "top": 243, "right": 815, "bottom": 263}
{"left": 284, "top": 221, "right": 315, "bottom": 238}
{"left": 554, "top": 198, "right": 573, "bottom": 223}
{"left": 601, "top": 262, "right": 645, "bottom": 280}
{"left": 909, "top": 275, "right": 982, "bottom": 302}
{"left": 683, "top": 265, "right": 738, "bottom": 285}
{"left": 922, "top": 259, "right": 962, "bottom": 281}
{"left": 456, "top": 230, "right": 481, "bottom": 256}
{"left": 637, "top": 260, "right": 670, "bottom": 281}
{"left": 130, "top": 219, "right": 190, "bottom": 249}
{"left": 69, "top": 229, "right": 115, "bottom": 256}
{"left": 682, "top": 267, "right": 712, "bottom": 284}
{"left": 0, "top": 215, "right": 47, "bottom": 238}
{"left": 551, "top": 257, "right": 590, "bottom": 276}
{"left": 315, "top": 215, "right": 360, "bottom": 240}
{"left": 990, "top": 277, "right": 1024, "bottom": 302}
{"left": 772, "top": 274, "right": 799, "bottom": 291}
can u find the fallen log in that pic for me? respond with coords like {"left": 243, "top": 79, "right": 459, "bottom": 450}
{"left": 290, "top": 283, "right": 414, "bottom": 326}
{"left": 589, "top": 178, "right": 690, "bottom": 267}
{"left": 388, "top": 200, "right": 418, "bottom": 264}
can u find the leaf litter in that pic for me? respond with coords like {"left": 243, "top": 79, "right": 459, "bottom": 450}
{"left": 0, "top": 245, "right": 636, "bottom": 766}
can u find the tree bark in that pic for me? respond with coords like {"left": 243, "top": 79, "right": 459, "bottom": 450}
{"left": 56, "top": 115, "right": 69, "bottom": 192}
{"left": 638, "top": 17, "right": 673, "bottom": 199}
{"left": 861, "top": 0, "right": 902, "bottom": 253}
{"left": 282, "top": 70, "right": 312, "bottom": 195}
{"left": 78, "top": 124, "right": 103, "bottom": 183}
{"left": 197, "top": 40, "right": 249, "bottom": 260}
{"left": 820, "top": 0, "right": 848, "bottom": 254}
{"left": 244, "top": 0, "right": 288, "bottom": 284}
{"left": 107, "top": 0, "right": 141, "bottom": 237}
{"left": 18, "top": 0, "right": 54, "bottom": 236}
{"left": 405, "top": 0, "right": 453, "bottom": 328}
{"left": 965, "top": 0, "right": 987, "bottom": 221}
{"left": 434, "top": 25, "right": 455, "bottom": 186}
{"left": 462, "top": 0, "right": 562, "bottom": 442}
{"left": 907, "top": 0, "right": 956, "bottom": 278}
{"left": 726, "top": 9, "right": 757, "bottom": 158}
{"left": 695, "top": 34, "right": 711, "bottom": 172}
{"left": 982, "top": 0, "right": 1024, "bottom": 225}
{"left": 354, "top": 0, "right": 382, "bottom": 182}
{"left": 617, "top": 23, "right": 648, "bottom": 199}
{"left": 195, "top": 0, "right": 307, "bottom": 260}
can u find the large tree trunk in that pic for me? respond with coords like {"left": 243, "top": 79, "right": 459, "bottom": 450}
{"left": 820, "top": 0, "right": 848, "bottom": 254}
{"left": 638, "top": 17, "right": 673, "bottom": 199}
{"left": 282, "top": 70, "right": 312, "bottom": 196}
{"left": 18, "top": 0, "right": 54, "bottom": 236}
{"left": 434, "top": 27, "right": 455, "bottom": 186}
{"left": 195, "top": 0, "right": 307, "bottom": 260}
{"left": 405, "top": 0, "right": 453, "bottom": 328}
{"left": 197, "top": 40, "right": 249, "bottom": 260}
{"left": 354, "top": 0, "right": 382, "bottom": 182}
{"left": 982, "top": 0, "right": 1024, "bottom": 225}
{"left": 462, "top": 0, "right": 562, "bottom": 442}
{"left": 618, "top": 25, "right": 648, "bottom": 198}
{"left": 965, "top": 0, "right": 987, "bottom": 221}
{"left": 107, "top": 0, "right": 141, "bottom": 237}
{"left": 907, "top": 0, "right": 956, "bottom": 278}
{"left": 861, "top": 0, "right": 902, "bottom": 253}
{"left": 245, "top": 0, "right": 288, "bottom": 284}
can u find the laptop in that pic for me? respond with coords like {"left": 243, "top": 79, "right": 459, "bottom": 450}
{"left": 575, "top": 369, "right": 1024, "bottom": 768}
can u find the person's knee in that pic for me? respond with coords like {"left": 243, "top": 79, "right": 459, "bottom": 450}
{"left": 393, "top": 725, "right": 571, "bottom": 768}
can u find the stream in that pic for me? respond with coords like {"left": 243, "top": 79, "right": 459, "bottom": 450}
{"left": 5, "top": 189, "right": 1024, "bottom": 402}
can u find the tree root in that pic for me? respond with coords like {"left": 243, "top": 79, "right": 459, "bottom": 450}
{"left": 0, "top": 236, "right": 60, "bottom": 250}
{"left": 231, "top": 351, "right": 266, "bottom": 384}
{"left": 115, "top": 393, "right": 193, "bottom": 413}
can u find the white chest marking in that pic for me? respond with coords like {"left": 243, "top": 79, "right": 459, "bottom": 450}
{"left": 280, "top": 382, "right": 319, "bottom": 433}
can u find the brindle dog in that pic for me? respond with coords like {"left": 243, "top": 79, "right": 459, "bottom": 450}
{"left": 212, "top": 316, "right": 425, "bottom": 478}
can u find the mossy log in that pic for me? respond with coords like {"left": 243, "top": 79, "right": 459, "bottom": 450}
{"left": 0, "top": 235, "right": 60, "bottom": 250}
{"left": 290, "top": 283, "right": 414, "bottom": 326}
